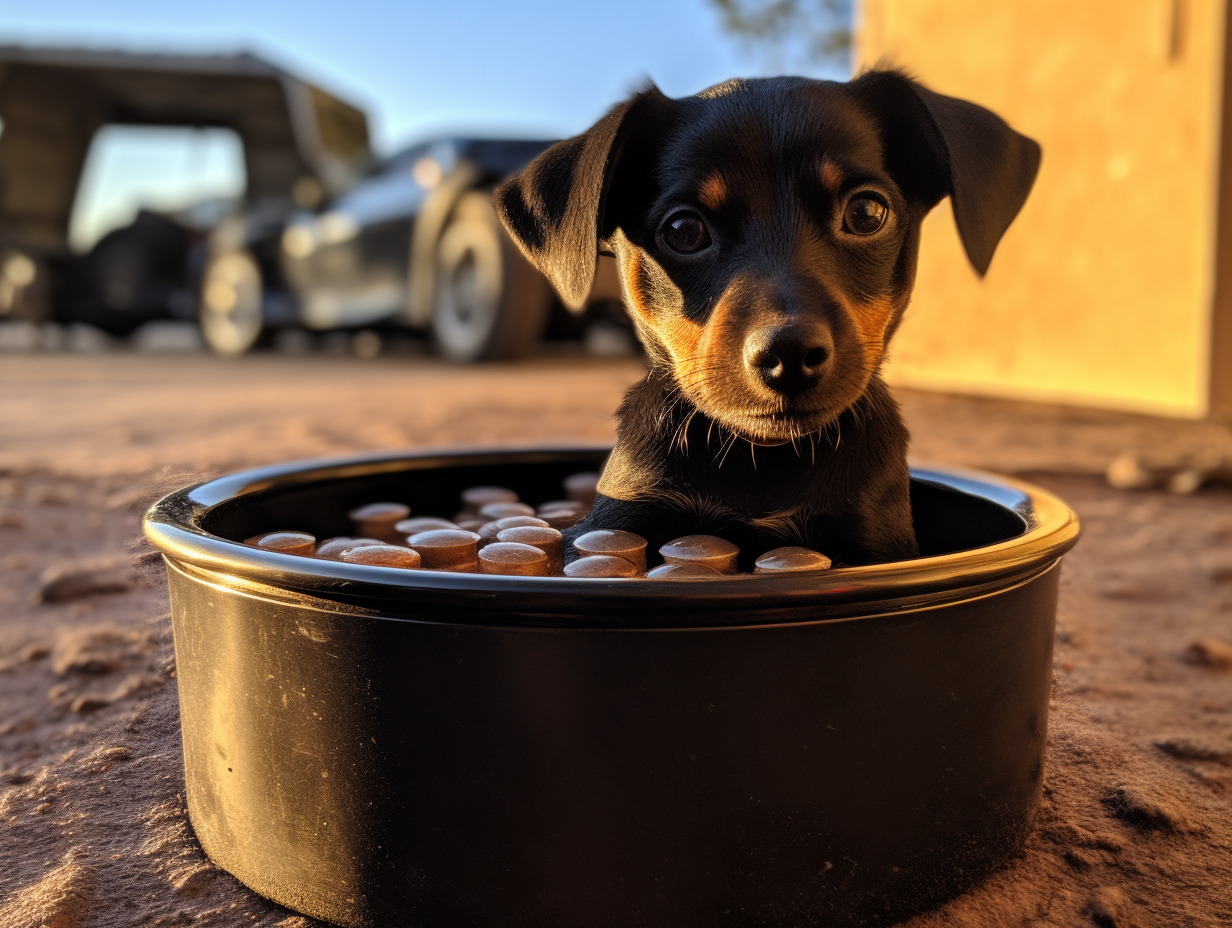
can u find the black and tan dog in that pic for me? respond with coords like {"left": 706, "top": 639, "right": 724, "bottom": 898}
{"left": 495, "top": 70, "right": 1040, "bottom": 568}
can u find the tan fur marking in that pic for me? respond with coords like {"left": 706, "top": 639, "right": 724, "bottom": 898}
{"left": 698, "top": 173, "right": 728, "bottom": 211}
{"left": 848, "top": 295, "right": 901, "bottom": 370}
{"left": 819, "top": 158, "right": 844, "bottom": 195}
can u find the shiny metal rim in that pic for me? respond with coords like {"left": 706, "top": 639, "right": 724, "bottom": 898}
{"left": 143, "top": 447, "right": 1080, "bottom": 627}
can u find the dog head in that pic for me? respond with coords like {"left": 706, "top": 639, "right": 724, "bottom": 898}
{"left": 495, "top": 70, "right": 1040, "bottom": 443}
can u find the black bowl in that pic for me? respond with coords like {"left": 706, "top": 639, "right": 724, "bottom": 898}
{"left": 144, "top": 447, "right": 1079, "bottom": 928}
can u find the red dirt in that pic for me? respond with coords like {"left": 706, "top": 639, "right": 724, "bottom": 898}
{"left": 1, "top": 354, "right": 1230, "bottom": 927}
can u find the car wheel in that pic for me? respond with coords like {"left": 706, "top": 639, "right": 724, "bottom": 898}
{"left": 200, "top": 251, "right": 263, "bottom": 357}
{"left": 431, "top": 191, "right": 551, "bottom": 362}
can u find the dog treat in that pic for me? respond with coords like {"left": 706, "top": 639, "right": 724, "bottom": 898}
{"left": 497, "top": 524, "right": 564, "bottom": 574}
{"left": 478, "top": 501, "right": 537, "bottom": 521}
{"left": 244, "top": 531, "right": 316, "bottom": 557}
{"left": 537, "top": 500, "right": 588, "bottom": 529}
{"left": 455, "top": 517, "right": 487, "bottom": 533}
{"left": 563, "top": 555, "right": 639, "bottom": 578}
{"left": 564, "top": 472, "right": 601, "bottom": 507}
{"left": 348, "top": 502, "right": 411, "bottom": 541}
{"left": 646, "top": 562, "right": 724, "bottom": 579}
{"left": 460, "top": 486, "right": 519, "bottom": 515}
{"left": 408, "top": 529, "right": 482, "bottom": 572}
{"left": 754, "top": 546, "right": 832, "bottom": 573}
{"left": 659, "top": 535, "right": 740, "bottom": 574}
{"left": 572, "top": 529, "right": 647, "bottom": 572}
{"left": 478, "top": 542, "right": 550, "bottom": 576}
{"left": 315, "top": 537, "right": 386, "bottom": 559}
{"left": 394, "top": 515, "right": 458, "bottom": 534}
{"left": 478, "top": 515, "right": 549, "bottom": 547}
{"left": 338, "top": 544, "right": 422, "bottom": 569}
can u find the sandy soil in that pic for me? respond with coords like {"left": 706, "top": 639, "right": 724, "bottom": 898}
{"left": 1, "top": 353, "right": 1230, "bottom": 927}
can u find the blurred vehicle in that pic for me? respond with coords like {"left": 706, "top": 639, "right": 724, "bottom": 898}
{"left": 0, "top": 45, "right": 372, "bottom": 339}
{"left": 0, "top": 45, "right": 623, "bottom": 360}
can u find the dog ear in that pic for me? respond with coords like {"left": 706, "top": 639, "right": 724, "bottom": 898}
{"left": 494, "top": 86, "right": 675, "bottom": 309}
{"left": 850, "top": 69, "right": 1041, "bottom": 276}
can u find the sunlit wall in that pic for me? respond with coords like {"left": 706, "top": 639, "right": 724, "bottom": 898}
{"left": 860, "top": 0, "right": 1227, "bottom": 418}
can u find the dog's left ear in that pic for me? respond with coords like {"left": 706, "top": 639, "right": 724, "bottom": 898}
{"left": 849, "top": 69, "right": 1041, "bottom": 276}
{"left": 495, "top": 86, "right": 677, "bottom": 310}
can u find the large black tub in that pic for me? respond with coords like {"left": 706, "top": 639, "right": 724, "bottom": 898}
{"left": 143, "top": 447, "right": 1079, "bottom": 928}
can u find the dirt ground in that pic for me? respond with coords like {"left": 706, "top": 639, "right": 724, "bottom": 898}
{"left": 1, "top": 353, "right": 1230, "bottom": 927}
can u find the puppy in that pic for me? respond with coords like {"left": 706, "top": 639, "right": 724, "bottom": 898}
{"left": 495, "top": 70, "right": 1040, "bottom": 568}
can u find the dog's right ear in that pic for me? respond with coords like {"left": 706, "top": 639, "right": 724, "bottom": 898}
{"left": 495, "top": 86, "right": 676, "bottom": 310}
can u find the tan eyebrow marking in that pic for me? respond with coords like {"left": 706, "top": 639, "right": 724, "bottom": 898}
{"left": 698, "top": 173, "right": 728, "bottom": 210}
{"left": 820, "top": 158, "right": 844, "bottom": 194}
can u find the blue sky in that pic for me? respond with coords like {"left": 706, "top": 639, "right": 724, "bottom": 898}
{"left": 2, "top": 0, "right": 850, "bottom": 248}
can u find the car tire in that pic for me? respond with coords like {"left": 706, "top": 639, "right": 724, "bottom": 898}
{"left": 431, "top": 191, "right": 551, "bottom": 362}
{"left": 200, "top": 250, "right": 264, "bottom": 357}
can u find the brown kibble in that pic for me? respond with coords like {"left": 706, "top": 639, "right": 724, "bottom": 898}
{"left": 479, "top": 542, "right": 549, "bottom": 576}
{"left": 338, "top": 544, "right": 422, "bottom": 569}
{"left": 564, "top": 472, "right": 601, "bottom": 507}
{"left": 394, "top": 516, "right": 458, "bottom": 536}
{"left": 537, "top": 500, "right": 587, "bottom": 529}
{"left": 573, "top": 529, "right": 647, "bottom": 572}
{"left": 564, "top": 555, "right": 638, "bottom": 578}
{"left": 1183, "top": 637, "right": 1232, "bottom": 670}
{"left": 348, "top": 502, "right": 411, "bottom": 540}
{"left": 478, "top": 501, "right": 537, "bottom": 521}
{"left": 478, "top": 515, "right": 549, "bottom": 547}
{"left": 497, "top": 525, "right": 565, "bottom": 574}
{"left": 754, "top": 546, "right": 832, "bottom": 573}
{"left": 315, "top": 537, "right": 385, "bottom": 559}
{"left": 244, "top": 531, "right": 316, "bottom": 557}
{"left": 408, "top": 529, "right": 482, "bottom": 572}
{"left": 460, "top": 486, "right": 519, "bottom": 515}
{"left": 660, "top": 535, "right": 740, "bottom": 574}
{"left": 646, "top": 562, "right": 724, "bottom": 579}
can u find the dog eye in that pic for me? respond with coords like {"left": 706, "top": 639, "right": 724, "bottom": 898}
{"left": 660, "top": 211, "right": 712, "bottom": 255}
{"left": 842, "top": 195, "right": 888, "bottom": 235}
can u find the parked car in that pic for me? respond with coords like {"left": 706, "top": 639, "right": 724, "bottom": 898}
{"left": 202, "top": 135, "right": 624, "bottom": 361}
{"left": 0, "top": 45, "right": 620, "bottom": 359}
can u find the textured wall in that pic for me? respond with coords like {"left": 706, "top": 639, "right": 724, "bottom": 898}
{"left": 859, "top": 0, "right": 1226, "bottom": 417}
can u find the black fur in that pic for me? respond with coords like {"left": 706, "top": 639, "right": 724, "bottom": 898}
{"left": 495, "top": 70, "right": 1040, "bottom": 567}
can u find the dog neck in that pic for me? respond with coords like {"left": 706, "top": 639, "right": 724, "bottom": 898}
{"left": 598, "top": 370, "right": 908, "bottom": 517}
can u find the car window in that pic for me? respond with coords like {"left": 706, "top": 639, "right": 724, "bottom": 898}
{"left": 69, "top": 125, "right": 246, "bottom": 253}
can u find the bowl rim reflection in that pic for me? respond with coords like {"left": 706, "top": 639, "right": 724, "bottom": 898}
{"left": 143, "top": 445, "right": 1080, "bottom": 629}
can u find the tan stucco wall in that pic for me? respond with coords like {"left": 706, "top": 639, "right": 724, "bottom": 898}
{"left": 859, "top": 0, "right": 1227, "bottom": 417}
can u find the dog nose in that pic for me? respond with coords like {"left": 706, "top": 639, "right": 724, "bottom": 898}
{"left": 743, "top": 325, "right": 833, "bottom": 396}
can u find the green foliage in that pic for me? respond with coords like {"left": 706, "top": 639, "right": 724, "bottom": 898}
{"left": 709, "top": 0, "right": 853, "bottom": 74}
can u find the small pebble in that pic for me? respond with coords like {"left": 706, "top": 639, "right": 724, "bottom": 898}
{"left": 754, "top": 546, "right": 832, "bottom": 573}
{"left": 408, "top": 529, "right": 482, "bottom": 572}
{"left": 1184, "top": 637, "right": 1232, "bottom": 670}
{"left": 645, "top": 562, "right": 723, "bottom": 579}
{"left": 349, "top": 502, "right": 410, "bottom": 541}
{"left": 315, "top": 537, "right": 385, "bottom": 559}
{"left": 244, "top": 531, "right": 316, "bottom": 557}
{"left": 564, "top": 555, "right": 638, "bottom": 578}
{"left": 564, "top": 472, "right": 601, "bottom": 507}
{"left": 478, "top": 501, "right": 537, "bottom": 521}
{"left": 497, "top": 524, "right": 564, "bottom": 573}
{"left": 660, "top": 535, "right": 739, "bottom": 574}
{"left": 478, "top": 515, "right": 549, "bottom": 547}
{"left": 460, "top": 486, "right": 519, "bottom": 515}
{"left": 394, "top": 517, "right": 458, "bottom": 536}
{"left": 573, "top": 529, "right": 647, "bottom": 572}
{"left": 479, "top": 542, "right": 549, "bottom": 576}
{"left": 339, "top": 544, "right": 422, "bottom": 569}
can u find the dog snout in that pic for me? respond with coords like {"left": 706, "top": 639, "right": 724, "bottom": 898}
{"left": 743, "top": 324, "right": 833, "bottom": 397}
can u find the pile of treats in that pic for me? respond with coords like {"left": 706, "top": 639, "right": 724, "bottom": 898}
{"left": 244, "top": 471, "right": 832, "bottom": 579}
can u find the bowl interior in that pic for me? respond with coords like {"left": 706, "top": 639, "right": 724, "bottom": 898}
{"left": 199, "top": 450, "right": 1026, "bottom": 559}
